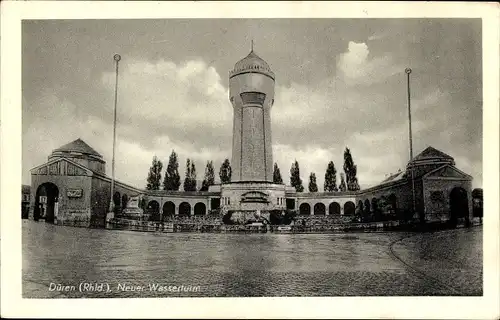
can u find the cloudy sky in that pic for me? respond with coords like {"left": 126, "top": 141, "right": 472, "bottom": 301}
{"left": 22, "top": 19, "right": 482, "bottom": 189}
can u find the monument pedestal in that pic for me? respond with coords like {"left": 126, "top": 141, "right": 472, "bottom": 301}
{"left": 107, "top": 195, "right": 145, "bottom": 223}
{"left": 121, "top": 195, "right": 145, "bottom": 220}
{"left": 220, "top": 182, "right": 286, "bottom": 213}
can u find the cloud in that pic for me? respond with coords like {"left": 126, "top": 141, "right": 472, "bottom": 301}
{"left": 269, "top": 83, "right": 482, "bottom": 190}
{"left": 21, "top": 20, "right": 482, "bottom": 192}
{"left": 101, "top": 58, "right": 231, "bottom": 131}
{"left": 23, "top": 53, "right": 482, "bottom": 190}
{"left": 22, "top": 89, "right": 112, "bottom": 181}
{"left": 368, "top": 32, "right": 388, "bottom": 41}
{"left": 337, "top": 41, "right": 401, "bottom": 86}
{"left": 23, "top": 59, "right": 235, "bottom": 188}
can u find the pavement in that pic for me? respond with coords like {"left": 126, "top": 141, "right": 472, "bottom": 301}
{"left": 23, "top": 280, "right": 67, "bottom": 298}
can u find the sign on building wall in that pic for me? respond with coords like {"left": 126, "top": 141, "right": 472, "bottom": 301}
{"left": 67, "top": 209, "right": 88, "bottom": 215}
{"left": 430, "top": 191, "right": 445, "bottom": 203}
{"left": 67, "top": 189, "right": 83, "bottom": 198}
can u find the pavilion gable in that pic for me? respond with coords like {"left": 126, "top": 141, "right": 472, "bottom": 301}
{"left": 30, "top": 158, "right": 93, "bottom": 177}
{"left": 423, "top": 164, "right": 472, "bottom": 181}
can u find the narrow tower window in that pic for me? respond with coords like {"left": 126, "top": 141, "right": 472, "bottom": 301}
{"left": 240, "top": 92, "right": 266, "bottom": 106}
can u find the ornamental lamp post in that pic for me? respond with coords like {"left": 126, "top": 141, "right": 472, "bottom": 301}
{"left": 108, "top": 53, "right": 121, "bottom": 216}
{"left": 405, "top": 67, "right": 417, "bottom": 222}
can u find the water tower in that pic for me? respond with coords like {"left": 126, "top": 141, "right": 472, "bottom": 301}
{"left": 229, "top": 48, "right": 275, "bottom": 182}
{"left": 216, "top": 46, "right": 291, "bottom": 215}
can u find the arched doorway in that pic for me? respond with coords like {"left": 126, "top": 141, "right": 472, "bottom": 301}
{"left": 147, "top": 200, "right": 160, "bottom": 221}
{"left": 299, "top": 203, "right": 311, "bottom": 215}
{"left": 450, "top": 187, "right": 469, "bottom": 226}
{"left": 344, "top": 201, "right": 355, "bottom": 216}
{"left": 179, "top": 202, "right": 191, "bottom": 216}
{"left": 210, "top": 198, "right": 221, "bottom": 210}
{"left": 329, "top": 202, "right": 341, "bottom": 215}
{"left": 314, "top": 203, "right": 326, "bottom": 215}
{"left": 162, "top": 201, "right": 175, "bottom": 220}
{"left": 194, "top": 202, "right": 206, "bottom": 216}
{"left": 34, "top": 182, "right": 59, "bottom": 223}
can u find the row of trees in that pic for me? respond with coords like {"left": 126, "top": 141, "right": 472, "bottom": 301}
{"left": 146, "top": 147, "right": 360, "bottom": 193}
{"left": 285, "top": 147, "right": 360, "bottom": 192}
{"left": 146, "top": 151, "right": 232, "bottom": 191}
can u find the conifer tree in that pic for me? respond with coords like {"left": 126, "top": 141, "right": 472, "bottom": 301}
{"left": 308, "top": 172, "right": 318, "bottom": 192}
{"left": 163, "top": 150, "right": 181, "bottom": 191}
{"left": 273, "top": 163, "right": 283, "bottom": 184}
{"left": 324, "top": 161, "right": 338, "bottom": 192}
{"left": 219, "top": 159, "right": 232, "bottom": 184}
{"left": 290, "top": 160, "right": 304, "bottom": 192}
{"left": 343, "top": 147, "right": 360, "bottom": 191}
{"left": 200, "top": 161, "right": 215, "bottom": 191}
{"left": 339, "top": 172, "right": 347, "bottom": 192}
{"left": 189, "top": 161, "right": 197, "bottom": 191}
{"left": 146, "top": 156, "right": 163, "bottom": 190}
{"left": 183, "top": 159, "right": 194, "bottom": 191}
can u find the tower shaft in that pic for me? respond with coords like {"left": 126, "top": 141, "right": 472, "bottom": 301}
{"left": 229, "top": 51, "right": 275, "bottom": 182}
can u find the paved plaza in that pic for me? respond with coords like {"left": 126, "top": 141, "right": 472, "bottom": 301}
{"left": 23, "top": 221, "right": 482, "bottom": 297}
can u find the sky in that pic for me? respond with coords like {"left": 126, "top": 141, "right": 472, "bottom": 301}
{"left": 22, "top": 19, "right": 482, "bottom": 189}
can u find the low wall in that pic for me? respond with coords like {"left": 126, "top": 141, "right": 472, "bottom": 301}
{"left": 53, "top": 214, "right": 91, "bottom": 228}
{"left": 106, "top": 218, "right": 404, "bottom": 233}
{"left": 106, "top": 216, "right": 481, "bottom": 233}
{"left": 39, "top": 213, "right": 482, "bottom": 233}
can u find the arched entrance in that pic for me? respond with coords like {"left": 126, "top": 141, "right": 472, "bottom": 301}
{"left": 329, "top": 202, "right": 341, "bottom": 215}
{"left": 147, "top": 200, "right": 160, "bottom": 221}
{"left": 450, "top": 187, "right": 469, "bottom": 226}
{"left": 210, "top": 198, "right": 221, "bottom": 210}
{"left": 344, "top": 201, "right": 356, "bottom": 216}
{"left": 299, "top": 203, "right": 311, "bottom": 215}
{"left": 162, "top": 201, "right": 175, "bottom": 220}
{"left": 314, "top": 203, "right": 326, "bottom": 215}
{"left": 179, "top": 202, "right": 191, "bottom": 216}
{"left": 34, "top": 182, "right": 59, "bottom": 223}
{"left": 194, "top": 202, "right": 206, "bottom": 216}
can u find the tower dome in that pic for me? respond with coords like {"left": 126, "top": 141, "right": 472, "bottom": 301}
{"left": 230, "top": 50, "right": 275, "bottom": 80}
{"left": 48, "top": 138, "right": 106, "bottom": 174}
{"left": 406, "top": 146, "right": 455, "bottom": 169}
{"left": 50, "top": 138, "right": 103, "bottom": 159}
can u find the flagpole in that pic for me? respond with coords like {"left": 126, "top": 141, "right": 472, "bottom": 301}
{"left": 109, "top": 54, "right": 121, "bottom": 215}
{"left": 405, "top": 68, "right": 417, "bottom": 221}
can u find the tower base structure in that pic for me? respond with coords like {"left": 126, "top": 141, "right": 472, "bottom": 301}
{"left": 216, "top": 182, "right": 288, "bottom": 225}
{"left": 219, "top": 182, "right": 287, "bottom": 212}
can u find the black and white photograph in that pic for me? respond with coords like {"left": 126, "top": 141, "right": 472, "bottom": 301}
{"left": 1, "top": 1, "right": 499, "bottom": 319}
